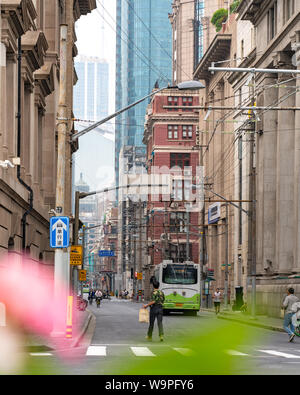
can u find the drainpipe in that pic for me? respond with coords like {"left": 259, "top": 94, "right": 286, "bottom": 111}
{"left": 17, "top": 37, "right": 34, "bottom": 251}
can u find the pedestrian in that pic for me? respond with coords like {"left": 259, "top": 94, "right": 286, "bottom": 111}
{"left": 213, "top": 288, "right": 222, "bottom": 315}
{"left": 115, "top": 289, "right": 118, "bottom": 298}
{"left": 88, "top": 289, "right": 94, "bottom": 305}
{"left": 282, "top": 287, "right": 299, "bottom": 342}
{"left": 143, "top": 279, "right": 165, "bottom": 342}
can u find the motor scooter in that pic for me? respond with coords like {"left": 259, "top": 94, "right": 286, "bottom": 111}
{"left": 96, "top": 297, "right": 101, "bottom": 308}
{"left": 291, "top": 302, "right": 300, "bottom": 336}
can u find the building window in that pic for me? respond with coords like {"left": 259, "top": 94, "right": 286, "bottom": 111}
{"left": 284, "top": 0, "right": 295, "bottom": 23}
{"left": 167, "top": 243, "right": 192, "bottom": 263}
{"left": 239, "top": 88, "right": 242, "bottom": 106}
{"left": 182, "top": 97, "right": 193, "bottom": 111}
{"left": 172, "top": 179, "right": 192, "bottom": 201}
{"left": 169, "top": 212, "right": 188, "bottom": 233}
{"left": 168, "top": 125, "right": 179, "bottom": 139}
{"left": 268, "top": 1, "right": 277, "bottom": 42}
{"left": 168, "top": 96, "right": 179, "bottom": 111}
{"left": 170, "top": 153, "right": 191, "bottom": 168}
{"left": 241, "top": 40, "right": 244, "bottom": 60}
{"left": 182, "top": 125, "right": 193, "bottom": 139}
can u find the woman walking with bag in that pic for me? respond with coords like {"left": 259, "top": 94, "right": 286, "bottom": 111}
{"left": 143, "top": 279, "right": 165, "bottom": 341}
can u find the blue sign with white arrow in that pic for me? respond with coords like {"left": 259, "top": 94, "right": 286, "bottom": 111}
{"left": 98, "top": 250, "right": 115, "bottom": 257}
{"left": 50, "top": 217, "right": 70, "bottom": 248}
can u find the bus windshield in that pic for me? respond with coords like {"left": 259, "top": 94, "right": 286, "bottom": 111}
{"left": 162, "top": 264, "right": 197, "bottom": 285}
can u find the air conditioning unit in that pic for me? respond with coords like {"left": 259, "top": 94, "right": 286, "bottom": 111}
{"left": 160, "top": 233, "right": 169, "bottom": 241}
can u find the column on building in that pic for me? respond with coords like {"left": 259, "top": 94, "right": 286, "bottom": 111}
{"left": 274, "top": 52, "right": 295, "bottom": 275}
{"left": 293, "top": 31, "right": 300, "bottom": 272}
{"left": 215, "top": 81, "right": 225, "bottom": 288}
{"left": 256, "top": 73, "right": 278, "bottom": 275}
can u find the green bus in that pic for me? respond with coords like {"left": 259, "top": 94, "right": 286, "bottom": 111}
{"left": 154, "top": 261, "right": 200, "bottom": 316}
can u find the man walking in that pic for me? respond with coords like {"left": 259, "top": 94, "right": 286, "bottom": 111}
{"left": 143, "top": 279, "right": 165, "bottom": 342}
{"left": 213, "top": 288, "right": 222, "bottom": 315}
{"left": 282, "top": 287, "right": 299, "bottom": 342}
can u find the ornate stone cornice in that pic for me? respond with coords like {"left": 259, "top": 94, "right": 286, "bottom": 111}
{"left": 73, "top": 0, "right": 97, "bottom": 21}
{"left": 34, "top": 61, "right": 56, "bottom": 106}
{"left": 1, "top": 0, "right": 37, "bottom": 53}
{"left": 21, "top": 30, "right": 48, "bottom": 73}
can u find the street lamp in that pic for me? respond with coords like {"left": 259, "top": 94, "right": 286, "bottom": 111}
{"left": 71, "top": 80, "right": 205, "bottom": 141}
{"left": 71, "top": 80, "right": 205, "bottom": 296}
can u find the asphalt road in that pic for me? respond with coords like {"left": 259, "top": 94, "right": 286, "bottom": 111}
{"left": 20, "top": 298, "right": 300, "bottom": 375}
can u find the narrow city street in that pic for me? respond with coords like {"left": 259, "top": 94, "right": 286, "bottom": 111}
{"left": 20, "top": 298, "right": 300, "bottom": 375}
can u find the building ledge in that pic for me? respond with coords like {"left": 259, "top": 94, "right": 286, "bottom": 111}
{"left": 193, "top": 34, "right": 232, "bottom": 81}
{"left": 237, "top": 0, "right": 268, "bottom": 24}
{"left": 22, "top": 30, "right": 48, "bottom": 73}
{"left": 34, "top": 61, "right": 56, "bottom": 100}
{"left": 1, "top": 0, "right": 37, "bottom": 36}
{"left": 74, "top": 0, "right": 97, "bottom": 21}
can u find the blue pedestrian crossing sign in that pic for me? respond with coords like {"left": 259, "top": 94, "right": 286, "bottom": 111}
{"left": 50, "top": 217, "right": 70, "bottom": 248}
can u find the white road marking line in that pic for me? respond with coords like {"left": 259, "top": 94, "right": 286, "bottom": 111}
{"left": 226, "top": 350, "right": 249, "bottom": 356}
{"left": 86, "top": 346, "right": 107, "bottom": 356}
{"left": 173, "top": 348, "right": 194, "bottom": 356}
{"left": 131, "top": 347, "right": 156, "bottom": 357}
{"left": 30, "top": 353, "right": 53, "bottom": 357}
{"left": 258, "top": 350, "right": 300, "bottom": 359}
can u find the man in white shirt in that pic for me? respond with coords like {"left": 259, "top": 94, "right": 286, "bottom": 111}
{"left": 282, "top": 287, "right": 299, "bottom": 342}
{"left": 95, "top": 289, "right": 102, "bottom": 299}
{"left": 213, "top": 288, "right": 222, "bottom": 315}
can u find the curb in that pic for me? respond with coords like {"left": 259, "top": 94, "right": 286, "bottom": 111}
{"left": 71, "top": 310, "right": 93, "bottom": 348}
{"left": 200, "top": 308, "right": 285, "bottom": 333}
{"left": 217, "top": 314, "right": 285, "bottom": 333}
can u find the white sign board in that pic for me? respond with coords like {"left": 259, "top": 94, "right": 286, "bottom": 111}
{"left": 208, "top": 202, "right": 221, "bottom": 224}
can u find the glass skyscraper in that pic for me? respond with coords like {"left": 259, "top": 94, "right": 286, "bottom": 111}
{"left": 74, "top": 56, "right": 109, "bottom": 121}
{"left": 115, "top": 0, "right": 173, "bottom": 186}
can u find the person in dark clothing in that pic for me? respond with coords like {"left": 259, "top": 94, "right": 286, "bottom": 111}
{"left": 143, "top": 280, "right": 165, "bottom": 341}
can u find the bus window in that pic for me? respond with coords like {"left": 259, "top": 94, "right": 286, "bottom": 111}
{"left": 162, "top": 264, "right": 197, "bottom": 285}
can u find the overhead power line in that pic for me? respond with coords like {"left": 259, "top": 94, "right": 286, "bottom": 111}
{"left": 95, "top": 0, "right": 171, "bottom": 85}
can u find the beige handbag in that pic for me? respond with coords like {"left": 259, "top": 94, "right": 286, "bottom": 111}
{"left": 139, "top": 308, "right": 149, "bottom": 323}
{"left": 280, "top": 308, "right": 285, "bottom": 319}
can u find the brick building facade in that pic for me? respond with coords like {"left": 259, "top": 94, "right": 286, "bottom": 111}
{"left": 143, "top": 88, "right": 200, "bottom": 272}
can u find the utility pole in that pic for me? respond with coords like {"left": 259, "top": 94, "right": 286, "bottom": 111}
{"left": 224, "top": 203, "right": 229, "bottom": 309}
{"left": 186, "top": 212, "right": 190, "bottom": 260}
{"left": 52, "top": 21, "right": 69, "bottom": 335}
{"left": 80, "top": 225, "right": 86, "bottom": 297}
{"left": 249, "top": 111, "right": 257, "bottom": 318}
{"left": 199, "top": 145, "right": 205, "bottom": 307}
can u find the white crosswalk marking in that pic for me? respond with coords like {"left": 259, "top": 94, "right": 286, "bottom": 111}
{"left": 226, "top": 350, "right": 249, "bottom": 356}
{"left": 258, "top": 350, "right": 300, "bottom": 359}
{"left": 130, "top": 347, "right": 156, "bottom": 357}
{"left": 173, "top": 348, "right": 194, "bottom": 356}
{"left": 86, "top": 346, "right": 107, "bottom": 356}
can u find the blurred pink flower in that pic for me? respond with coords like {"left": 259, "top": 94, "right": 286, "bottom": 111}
{"left": 0, "top": 255, "right": 70, "bottom": 337}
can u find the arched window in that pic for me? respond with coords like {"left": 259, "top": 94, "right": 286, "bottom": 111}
{"left": 8, "top": 237, "right": 15, "bottom": 252}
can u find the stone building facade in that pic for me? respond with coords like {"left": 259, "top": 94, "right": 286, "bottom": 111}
{"left": 0, "top": 0, "right": 96, "bottom": 262}
{"left": 193, "top": 12, "right": 238, "bottom": 305}
{"left": 169, "top": 0, "right": 200, "bottom": 84}
{"left": 229, "top": 0, "right": 300, "bottom": 316}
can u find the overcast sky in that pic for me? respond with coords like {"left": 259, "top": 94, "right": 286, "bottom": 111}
{"left": 74, "top": 0, "right": 116, "bottom": 191}
{"left": 75, "top": 0, "right": 116, "bottom": 113}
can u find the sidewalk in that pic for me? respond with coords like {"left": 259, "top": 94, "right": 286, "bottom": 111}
{"left": 24, "top": 309, "right": 93, "bottom": 353}
{"left": 200, "top": 308, "right": 285, "bottom": 332}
